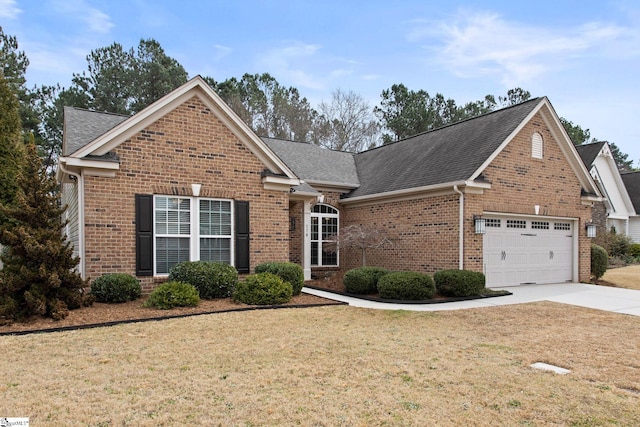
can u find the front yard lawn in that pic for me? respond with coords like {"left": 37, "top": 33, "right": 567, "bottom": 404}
{"left": 1, "top": 302, "right": 638, "bottom": 425}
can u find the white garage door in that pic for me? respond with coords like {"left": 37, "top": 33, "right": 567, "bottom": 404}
{"left": 483, "top": 217, "right": 574, "bottom": 287}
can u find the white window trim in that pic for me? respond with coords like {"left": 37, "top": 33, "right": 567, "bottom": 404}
{"left": 532, "top": 132, "right": 543, "bottom": 159}
{"left": 153, "top": 195, "right": 235, "bottom": 276}
{"left": 311, "top": 204, "right": 339, "bottom": 267}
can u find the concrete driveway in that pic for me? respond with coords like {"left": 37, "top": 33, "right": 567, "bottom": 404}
{"left": 303, "top": 283, "right": 640, "bottom": 317}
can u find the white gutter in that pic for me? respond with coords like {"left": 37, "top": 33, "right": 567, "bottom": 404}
{"left": 453, "top": 185, "right": 464, "bottom": 270}
{"left": 58, "top": 161, "right": 85, "bottom": 280}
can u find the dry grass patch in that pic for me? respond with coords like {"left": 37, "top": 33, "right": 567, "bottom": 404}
{"left": 0, "top": 302, "right": 638, "bottom": 426}
{"left": 602, "top": 265, "right": 640, "bottom": 290}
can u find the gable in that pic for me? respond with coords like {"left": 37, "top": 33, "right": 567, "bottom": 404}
{"left": 588, "top": 144, "right": 635, "bottom": 217}
{"left": 59, "top": 76, "right": 298, "bottom": 185}
{"left": 481, "top": 110, "right": 592, "bottom": 213}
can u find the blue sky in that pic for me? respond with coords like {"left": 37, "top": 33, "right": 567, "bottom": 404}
{"left": 2, "top": 0, "right": 639, "bottom": 165}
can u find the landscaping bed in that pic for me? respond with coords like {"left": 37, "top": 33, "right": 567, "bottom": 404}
{"left": 0, "top": 293, "right": 342, "bottom": 335}
{"left": 307, "top": 270, "right": 511, "bottom": 303}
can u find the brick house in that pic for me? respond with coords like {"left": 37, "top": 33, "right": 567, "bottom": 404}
{"left": 575, "top": 141, "right": 636, "bottom": 239}
{"left": 57, "top": 77, "right": 601, "bottom": 290}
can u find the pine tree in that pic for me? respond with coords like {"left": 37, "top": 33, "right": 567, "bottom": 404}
{"left": 0, "top": 141, "right": 92, "bottom": 322}
{"left": 0, "top": 73, "right": 25, "bottom": 222}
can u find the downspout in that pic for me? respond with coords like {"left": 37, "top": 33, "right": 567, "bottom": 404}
{"left": 58, "top": 161, "right": 85, "bottom": 280}
{"left": 453, "top": 185, "right": 464, "bottom": 270}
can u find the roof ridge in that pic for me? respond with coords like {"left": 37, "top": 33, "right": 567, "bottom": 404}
{"left": 65, "top": 105, "right": 131, "bottom": 119}
{"left": 359, "top": 97, "right": 542, "bottom": 154}
{"left": 262, "top": 136, "right": 357, "bottom": 154}
{"left": 576, "top": 140, "right": 606, "bottom": 147}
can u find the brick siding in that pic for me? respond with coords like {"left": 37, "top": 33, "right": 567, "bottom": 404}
{"left": 337, "top": 111, "right": 592, "bottom": 283}
{"left": 82, "top": 96, "right": 289, "bottom": 293}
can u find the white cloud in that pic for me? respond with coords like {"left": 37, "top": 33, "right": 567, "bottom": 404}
{"left": 85, "top": 7, "right": 114, "bottom": 34}
{"left": 258, "top": 41, "right": 326, "bottom": 90}
{"left": 257, "top": 41, "right": 367, "bottom": 93}
{"left": 52, "top": 0, "right": 114, "bottom": 34}
{"left": 0, "top": 0, "right": 21, "bottom": 19}
{"left": 212, "top": 44, "right": 232, "bottom": 61}
{"left": 410, "top": 9, "right": 639, "bottom": 86}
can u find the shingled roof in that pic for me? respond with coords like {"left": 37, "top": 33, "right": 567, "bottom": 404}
{"left": 621, "top": 171, "right": 640, "bottom": 213}
{"left": 344, "top": 97, "right": 542, "bottom": 199}
{"left": 262, "top": 137, "right": 359, "bottom": 187}
{"left": 63, "top": 106, "right": 129, "bottom": 156}
{"left": 575, "top": 141, "right": 606, "bottom": 168}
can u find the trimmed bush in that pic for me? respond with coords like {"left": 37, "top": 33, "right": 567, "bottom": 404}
{"left": 233, "top": 273, "right": 293, "bottom": 305}
{"left": 434, "top": 269, "right": 486, "bottom": 297}
{"left": 609, "top": 233, "right": 633, "bottom": 257}
{"left": 377, "top": 271, "right": 435, "bottom": 300}
{"left": 90, "top": 273, "right": 141, "bottom": 303}
{"left": 591, "top": 244, "right": 608, "bottom": 279}
{"left": 143, "top": 281, "right": 200, "bottom": 309}
{"left": 629, "top": 243, "right": 640, "bottom": 258}
{"left": 255, "top": 262, "right": 304, "bottom": 295}
{"left": 168, "top": 261, "right": 238, "bottom": 299}
{"left": 343, "top": 266, "right": 390, "bottom": 294}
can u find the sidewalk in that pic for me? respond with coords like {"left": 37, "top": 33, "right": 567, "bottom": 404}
{"left": 302, "top": 283, "right": 640, "bottom": 317}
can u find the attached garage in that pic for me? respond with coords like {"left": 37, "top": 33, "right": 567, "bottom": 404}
{"left": 483, "top": 215, "right": 576, "bottom": 287}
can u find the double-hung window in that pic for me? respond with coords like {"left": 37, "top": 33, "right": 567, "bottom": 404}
{"left": 154, "top": 196, "right": 233, "bottom": 275}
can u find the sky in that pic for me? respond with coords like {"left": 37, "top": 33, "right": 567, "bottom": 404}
{"left": 1, "top": 0, "right": 639, "bottom": 165}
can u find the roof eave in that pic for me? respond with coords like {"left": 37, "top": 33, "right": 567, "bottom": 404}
{"left": 340, "top": 180, "right": 480, "bottom": 205}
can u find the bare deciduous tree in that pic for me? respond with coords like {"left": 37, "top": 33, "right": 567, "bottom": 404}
{"left": 327, "top": 224, "right": 392, "bottom": 266}
{"left": 315, "top": 89, "right": 380, "bottom": 152}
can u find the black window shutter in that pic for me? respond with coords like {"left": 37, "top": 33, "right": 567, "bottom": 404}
{"left": 135, "top": 194, "right": 154, "bottom": 276}
{"left": 235, "top": 200, "right": 250, "bottom": 273}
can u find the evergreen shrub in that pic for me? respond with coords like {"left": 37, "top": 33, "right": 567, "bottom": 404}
{"left": 233, "top": 272, "right": 293, "bottom": 305}
{"left": 90, "top": 273, "right": 141, "bottom": 303}
{"left": 377, "top": 271, "right": 435, "bottom": 300}
{"left": 255, "top": 262, "right": 304, "bottom": 295}
{"left": 143, "top": 281, "right": 200, "bottom": 309}
{"left": 343, "top": 266, "right": 390, "bottom": 294}
{"left": 591, "top": 244, "right": 608, "bottom": 279}
{"left": 169, "top": 261, "right": 237, "bottom": 299}
{"left": 434, "top": 270, "right": 486, "bottom": 297}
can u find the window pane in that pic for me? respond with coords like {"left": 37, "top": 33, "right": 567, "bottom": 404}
{"left": 322, "top": 217, "right": 338, "bottom": 239}
{"left": 311, "top": 217, "right": 318, "bottom": 241}
{"left": 156, "top": 196, "right": 190, "bottom": 236}
{"left": 322, "top": 247, "right": 337, "bottom": 266}
{"left": 311, "top": 243, "right": 318, "bottom": 265}
{"left": 200, "top": 238, "right": 231, "bottom": 263}
{"left": 156, "top": 237, "right": 189, "bottom": 274}
{"left": 199, "top": 199, "right": 232, "bottom": 236}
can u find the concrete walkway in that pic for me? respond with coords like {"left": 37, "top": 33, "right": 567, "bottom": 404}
{"left": 302, "top": 283, "right": 640, "bottom": 317}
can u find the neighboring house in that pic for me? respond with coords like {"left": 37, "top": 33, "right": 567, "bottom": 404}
{"left": 621, "top": 171, "right": 640, "bottom": 242}
{"left": 575, "top": 141, "right": 636, "bottom": 237}
{"left": 57, "top": 76, "right": 601, "bottom": 290}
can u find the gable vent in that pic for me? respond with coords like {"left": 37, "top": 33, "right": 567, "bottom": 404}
{"left": 532, "top": 132, "right": 543, "bottom": 159}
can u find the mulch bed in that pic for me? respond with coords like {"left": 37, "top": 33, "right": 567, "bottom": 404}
{"left": 0, "top": 293, "right": 344, "bottom": 336}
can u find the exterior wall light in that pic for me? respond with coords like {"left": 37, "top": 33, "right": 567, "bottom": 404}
{"left": 586, "top": 221, "right": 596, "bottom": 238}
{"left": 474, "top": 215, "right": 486, "bottom": 234}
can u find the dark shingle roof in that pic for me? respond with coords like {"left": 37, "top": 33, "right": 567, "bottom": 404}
{"left": 621, "top": 171, "right": 640, "bottom": 212}
{"left": 63, "top": 106, "right": 129, "bottom": 156}
{"left": 262, "top": 137, "right": 359, "bottom": 186}
{"left": 345, "top": 97, "right": 541, "bottom": 199}
{"left": 575, "top": 141, "right": 606, "bottom": 168}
